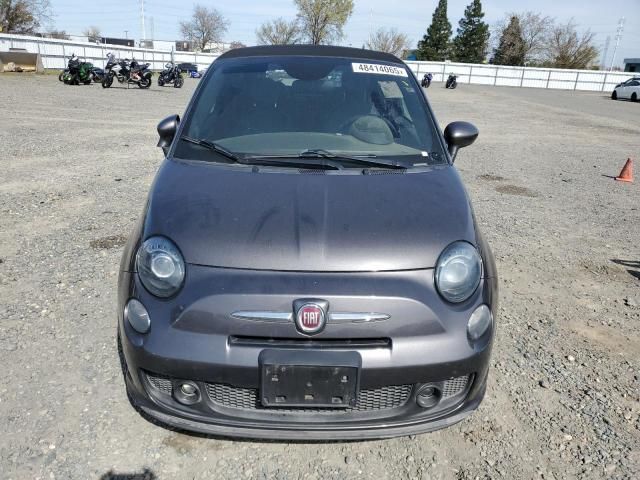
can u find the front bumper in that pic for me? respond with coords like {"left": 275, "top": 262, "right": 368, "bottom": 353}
{"left": 118, "top": 265, "right": 497, "bottom": 440}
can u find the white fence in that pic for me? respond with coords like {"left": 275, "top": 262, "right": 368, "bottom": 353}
{"left": 1, "top": 33, "right": 633, "bottom": 92}
{"left": 405, "top": 61, "right": 631, "bottom": 92}
{"left": 0, "top": 33, "right": 219, "bottom": 71}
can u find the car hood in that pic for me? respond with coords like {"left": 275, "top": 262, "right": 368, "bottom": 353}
{"left": 143, "top": 159, "right": 477, "bottom": 272}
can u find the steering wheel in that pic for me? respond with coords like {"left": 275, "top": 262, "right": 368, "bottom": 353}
{"left": 339, "top": 114, "right": 396, "bottom": 136}
{"left": 338, "top": 114, "right": 397, "bottom": 145}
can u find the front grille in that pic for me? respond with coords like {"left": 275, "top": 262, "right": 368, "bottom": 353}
{"left": 229, "top": 336, "right": 391, "bottom": 349}
{"left": 145, "top": 372, "right": 472, "bottom": 414}
{"left": 442, "top": 375, "right": 469, "bottom": 398}
{"left": 205, "top": 383, "right": 412, "bottom": 413}
{"left": 147, "top": 374, "right": 173, "bottom": 395}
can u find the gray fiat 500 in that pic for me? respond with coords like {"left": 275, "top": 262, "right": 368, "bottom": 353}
{"left": 117, "top": 45, "right": 497, "bottom": 440}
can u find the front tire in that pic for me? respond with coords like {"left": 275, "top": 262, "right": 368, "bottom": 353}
{"left": 138, "top": 77, "right": 151, "bottom": 89}
{"left": 632, "top": 92, "right": 638, "bottom": 102}
{"left": 102, "top": 73, "right": 114, "bottom": 88}
{"left": 611, "top": 90, "right": 618, "bottom": 100}
{"left": 174, "top": 76, "right": 184, "bottom": 88}
{"left": 58, "top": 71, "right": 64, "bottom": 82}
{"left": 158, "top": 77, "right": 165, "bottom": 87}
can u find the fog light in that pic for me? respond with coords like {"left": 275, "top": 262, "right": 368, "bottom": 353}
{"left": 416, "top": 384, "right": 441, "bottom": 409}
{"left": 174, "top": 381, "right": 200, "bottom": 405}
{"left": 124, "top": 299, "right": 150, "bottom": 334}
{"left": 467, "top": 304, "right": 492, "bottom": 341}
{"left": 180, "top": 383, "right": 197, "bottom": 396}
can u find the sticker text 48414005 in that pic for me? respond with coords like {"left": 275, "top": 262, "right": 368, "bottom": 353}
{"left": 351, "top": 63, "right": 408, "bottom": 77}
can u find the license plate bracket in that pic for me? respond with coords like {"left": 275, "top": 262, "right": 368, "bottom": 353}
{"left": 259, "top": 350, "right": 361, "bottom": 408}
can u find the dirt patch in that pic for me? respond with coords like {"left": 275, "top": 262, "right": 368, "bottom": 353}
{"left": 90, "top": 234, "right": 127, "bottom": 250}
{"left": 569, "top": 319, "right": 640, "bottom": 356}
{"left": 478, "top": 174, "right": 506, "bottom": 182}
{"left": 495, "top": 184, "right": 538, "bottom": 197}
{"left": 580, "top": 260, "right": 626, "bottom": 278}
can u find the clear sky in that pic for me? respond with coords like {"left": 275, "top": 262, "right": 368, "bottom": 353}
{"left": 49, "top": 0, "right": 639, "bottom": 67}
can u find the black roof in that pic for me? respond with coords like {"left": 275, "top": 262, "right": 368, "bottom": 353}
{"left": 218, "top": 45, "right": 403, "bottom": 64}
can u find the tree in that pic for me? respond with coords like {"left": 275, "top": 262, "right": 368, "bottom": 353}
{"left": 519, "top": 12, "right": 553, "bottom": 64}
{"left": 417, "top": 0, "right": 452, "bottom": 61}
{"left": 366, "top": 27, "right": 410, "bottom": 57}
{"left": 228, "top": 41, "right": 246, "bottom": 50}
{"left": 83, "top": 25, "right": 101, "bottom": 43}
{"left": 0, "top": 0, "right": 50, "bottom": 33}
{"left": 294, "top": 0, "right": 354, "bottom": 45}
{"left": 179, "top": 4, "right": 229, "bottom": 51}
{"left": 543, "top": 20, "right": 598, "bottom": 69}
{"left": 491, "top": 15, "right": 526, "bottom": 65}
{"left": 451, "top": 0, "right": 489, "bottom": 63}
{"left": 256, "top": 17, "right": 301, "bottom": 45}
{"left": 493, "top": 12, "right": 552, "bottom": 64}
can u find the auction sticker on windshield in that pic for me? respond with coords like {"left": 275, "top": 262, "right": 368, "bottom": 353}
{"left": 352, "top": 63, "right": 408, "bottom": 77}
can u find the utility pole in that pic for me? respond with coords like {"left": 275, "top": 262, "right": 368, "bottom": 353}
{"left": 609, "top": 17, "right": 624, "bottom": 71}
{"left": 601, "top": 36, "right": 610, "bottom": 70}
{"left": 124, "top": 30, "right": 129, "bottom": 39}
{"left": 140, "top": 0, "right": 146, "bottom": 42}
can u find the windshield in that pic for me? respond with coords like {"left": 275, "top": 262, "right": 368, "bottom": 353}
{"left": 176, "top": 56, "right": 446, "bottom": 167}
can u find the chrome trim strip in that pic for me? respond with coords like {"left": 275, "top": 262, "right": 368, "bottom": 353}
{"left": 231, "top": 311, "right": 390, "bottom": 324}
{"left": 328, "top": 313, "right": 390, "bottom": 324}
{"left": 231, "top": 311, "right": 292, "bottom": 323}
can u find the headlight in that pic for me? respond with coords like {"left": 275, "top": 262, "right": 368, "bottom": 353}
{"left": 435, "top": 241, "right": 482, "bottom": 303}
{"left": 136, "top": 236, "right": 185, "bottom": 297}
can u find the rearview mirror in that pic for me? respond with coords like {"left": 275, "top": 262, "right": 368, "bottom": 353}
{"left": 157, "top": 114, "right": 180, "bottom": 155}
{"left": 443, "top": 121, "right": 478, "bottom": 162}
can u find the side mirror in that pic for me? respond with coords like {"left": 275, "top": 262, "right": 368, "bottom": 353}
{"left": 443, "top": 121, "right": 479, "bottom": 162}
{"left": 157, "top": 114, "right": 180, "bottom": 155}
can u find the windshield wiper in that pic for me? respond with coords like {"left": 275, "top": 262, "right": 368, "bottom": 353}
{"left": 247, "top": 149, "right": 407, "bottom": 170}
{"left": 180, "top": 136, "right": 339, "bottom": 170}
{"left": 180, "top": 136, "right": 245, "bottom": 163}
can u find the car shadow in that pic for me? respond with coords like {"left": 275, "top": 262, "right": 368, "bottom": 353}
{"left": 611, "top": 259, "right": 640, "bottom": 281}
{"left": 99, "top": 468, "right": 156, "bottom": 480}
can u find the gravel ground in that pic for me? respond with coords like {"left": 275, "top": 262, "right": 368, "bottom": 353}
{"left": 0, "top": 74, "right": 638, "bottom": 480}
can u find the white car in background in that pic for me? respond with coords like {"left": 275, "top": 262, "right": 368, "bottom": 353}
{"left": 611, "top": 77, "right": 640, "bottom": 101}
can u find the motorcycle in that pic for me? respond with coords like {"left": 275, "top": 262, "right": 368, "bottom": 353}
{"left": 445, "top": 74, "right": 458, "bottom": 89}
{"left": 59, "top": 56, "right": 103, "bottom": 83}
{"left": 62, "top": 54, "right": 95, "bottom": 85}
{"left": 421, "top": 73, "right": 433, "bottom": 88}
{"left": 102, "top": 55, "right": 153, "bottom": 89}
{"left": 157, "top": 63, "right": 184, "bottom": 88}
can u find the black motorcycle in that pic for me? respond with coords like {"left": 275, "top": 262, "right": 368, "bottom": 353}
{"left": 158, "top": 63, "right": 184, "bottom": 88}
{"left": 445, "top": 74, "right": 458, "bottom": 89}
{"left": 421, "top": 73, "right": 433, "bottom": 88}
